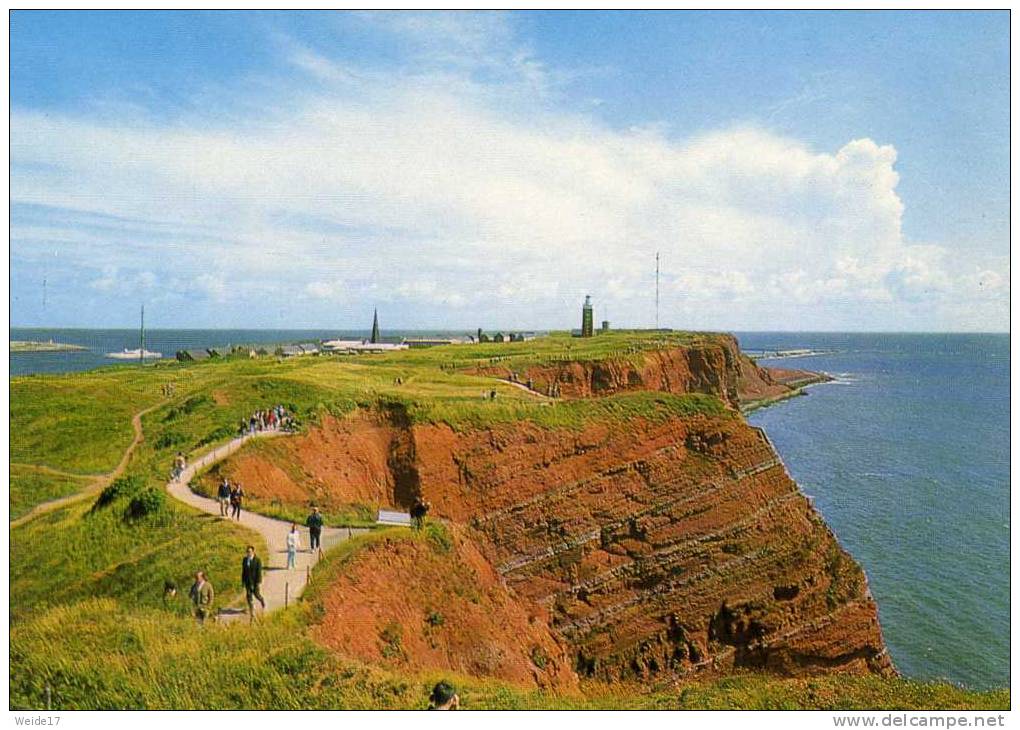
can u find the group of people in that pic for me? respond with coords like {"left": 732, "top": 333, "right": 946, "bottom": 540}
{"left": 287, "top": 506, "right": 326, "bottom": 566}
{"left": 507, "top": 371, "right": 537, "bottom": 392}
{"left": 186, "top": 507, "right": 325, "bottom": 621}
{"left": 238, "top": 404, "right": 295, "bottom": 437}
{"left": 216, "top": 477, "right": 245, "bottom": 519}
{"left": 186, "top": 544, "right": 266, "bottom": 624}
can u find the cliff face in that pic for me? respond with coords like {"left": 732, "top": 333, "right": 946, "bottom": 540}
{"left": 469, "top": 334, "right": 793, "bottom": 408}
{"left": 413, "top": 415, "right": 893, "bottom": 682}
{"left": 312, "top": 524, "right": 577, "bottom": 690}
{"left": 209, "top": 336, "right": 891, "bottom": 685}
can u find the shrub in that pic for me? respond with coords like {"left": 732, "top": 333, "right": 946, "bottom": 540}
{"left": 424, "top": 522, "right": 453, "bottom": 554}
{"left": 379, "top": 620, "right": 404, "bottom": 660}
{"left": 163, "top": 395, "right": 213, "bottom": 422}
{"left": 154, "top": 431, "right": 187, "bottom": 450}
{"left": 92, "top": 476, "right": 143, "bottom": 511}
{"left": 195, "top": 424, "right": 235, "bottom": 448}
{"left": 424, "top": 610, "right": 444, "bottom": 627}
{"left": 126, "top": 488, "right": 166, "bottom": 520}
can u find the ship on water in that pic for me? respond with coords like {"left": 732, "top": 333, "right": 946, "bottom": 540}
{"left": 105, "top": 348, "right": 162, "bottom": 360}
{"left": 105, "top": 305, "right": 160, "bottom": 360}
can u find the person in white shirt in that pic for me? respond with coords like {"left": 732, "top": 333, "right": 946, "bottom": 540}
{"left": 286, "top": 524, "right": 301, "bottom": 569}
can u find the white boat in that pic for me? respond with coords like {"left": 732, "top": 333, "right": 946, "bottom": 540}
{"left": 106, "top": 348, "right": 162, "bottom": 360}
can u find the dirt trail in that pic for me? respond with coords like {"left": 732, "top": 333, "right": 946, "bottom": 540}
{"left": 165, "top": 429, "right": 368, "bottom": 621}
{"left": 502, "top": 378, "right": 552, "bottom": 399}
{"left": 11, "top": 401, "right": 165, "bottom": 528}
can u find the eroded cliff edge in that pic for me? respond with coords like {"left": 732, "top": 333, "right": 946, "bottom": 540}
{"left": 206, "top": 335, "right": 892, "bottom": 685}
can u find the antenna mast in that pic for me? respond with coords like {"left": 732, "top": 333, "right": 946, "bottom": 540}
{"left": 140, "top": 305, "right": 145, "bottom": 366}
{"left": 655, "top": 252, "right": 660, "bottom": 329}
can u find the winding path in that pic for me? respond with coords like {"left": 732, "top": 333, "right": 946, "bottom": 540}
{"left": 501, "top": 378, "right": 552, "bottom": 399}
{"left": 166, "top": 429, "right": 368, "bottom": 620}
{"left": 11, "top": 401, "right": 166, "bottom": 528}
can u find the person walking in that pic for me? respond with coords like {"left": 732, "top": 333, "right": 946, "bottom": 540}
{"left": 306, "top": 507, "right": 324, "bottom": 552}
{"left": 410, "top": 496, "right": 430, "bottom": 531}
{"left": 230, "top": 483, "right": 244, "bottom": 520}
{"left": 241, "top": 545, "right": 265, "bottom": 621}
{"left": 189, "top": 571, "right": 214, "bottom": 624}
{"left": 286, "top": 524, "right": 301, "bottom": 570}
{"left": 217, "top": 478, "right": 232, "bottom": 517}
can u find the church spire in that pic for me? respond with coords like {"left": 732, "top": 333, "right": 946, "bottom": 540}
{"left": 370, "top": 308, "right": 381, "bottom": 344}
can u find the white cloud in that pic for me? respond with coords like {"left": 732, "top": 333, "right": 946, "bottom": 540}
{"left": 9, "top": 18, "right": 1008, "bottom": 330}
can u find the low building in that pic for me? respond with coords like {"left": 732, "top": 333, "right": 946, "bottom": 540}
{"left": 207, "top": 347, "right": 233, "bottom": 358}
{"left": 321, "top": 339, "right": 364, "bottom": 353}
{"left": 279, "top": 345, "right": 304, "bottom": 357}
{"left": 321, "top": 339, "right": 408, "bottom": 354}
{"left": 403, "top": 338, "right": 455, "bottom": 348}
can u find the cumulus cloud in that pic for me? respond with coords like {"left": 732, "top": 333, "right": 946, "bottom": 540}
{"left": 9, "top": 14, "right": 1008, "bottom": 330}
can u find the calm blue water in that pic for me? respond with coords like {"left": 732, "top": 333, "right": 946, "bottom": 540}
{"left": 737, "top": 333, "right": 1009, "bottom": 690}
{"left": 10, "top": 329, "right": 1010, "bottom": 688}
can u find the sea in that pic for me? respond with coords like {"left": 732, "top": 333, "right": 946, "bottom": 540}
{"left": 738, "top": 332, "right": 1009, "bottom": 690}
{"left": 9, "top": 329, "right": 1010, "bottom": 689}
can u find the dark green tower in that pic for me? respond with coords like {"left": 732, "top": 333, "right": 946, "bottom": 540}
{"left": 370, "top": 308, "right": 381, "bottom": 344}
{"left": 581, "top": 295, "right": 594, "bottom": 338}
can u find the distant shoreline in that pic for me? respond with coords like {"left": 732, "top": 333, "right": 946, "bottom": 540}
{"left": 10, "top": 340, "right": 88, "bottom": 353}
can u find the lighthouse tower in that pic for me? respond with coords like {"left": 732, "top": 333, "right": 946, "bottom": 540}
{"left": 581, "top": 295, "right": 594, "bottom": 338}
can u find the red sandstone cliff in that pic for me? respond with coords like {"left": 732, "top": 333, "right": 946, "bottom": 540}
{"left": 467, "top": 334, "right": 802, "bottom": 408}
{"left": 205, "top": 338, "right": 889, "bottom": 685}
{"left": 413, "top": 415, "right": 892, "bottom": 681}
{"left": 311, "top": 523, "right": 577, "bottom": 690}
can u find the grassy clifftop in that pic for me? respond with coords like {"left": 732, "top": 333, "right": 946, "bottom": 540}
{"left": 12, "top": 332, "right": 735, "bottom": 509}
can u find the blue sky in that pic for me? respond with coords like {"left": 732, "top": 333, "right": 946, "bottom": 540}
{"left": 10, "top": 10, "right": 1009, "bottom": 331}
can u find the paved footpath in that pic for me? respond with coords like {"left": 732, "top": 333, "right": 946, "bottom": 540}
{"left": 167, "top": 429, "right": 368, "bottom": 621}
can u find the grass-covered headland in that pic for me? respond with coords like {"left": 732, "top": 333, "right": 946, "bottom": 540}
{"left": 9, "top": 331, "right": 1009, "bottom": 709}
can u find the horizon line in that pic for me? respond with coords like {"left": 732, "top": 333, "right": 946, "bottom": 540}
{"left": 8, "top": 325, "right": 1011, "bottom": 335}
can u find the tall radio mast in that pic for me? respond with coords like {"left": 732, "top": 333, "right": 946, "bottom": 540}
{"left": 140, "top": 305, "right": 145, "bottom": 366}
{"left": 655, "top": 252, "right": 660, "bottom": 330}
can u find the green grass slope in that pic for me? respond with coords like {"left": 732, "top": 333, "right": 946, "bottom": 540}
{"left": 9, "top": 465, "right": 94, "bottom": 520}
{"left": 10, "top": 479, "right": 262, "bottom": 624}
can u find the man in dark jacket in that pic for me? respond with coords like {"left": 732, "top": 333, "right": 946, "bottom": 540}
{"left": 217, "top": 478, "right": 232, "bottom": 517}
{"left": 306, "top": 507, "right": 324, "bottom": 551}
{"left": 241, "top": 545, "right": 265, "bottom": 621}
{"left": 410, "top": 496, "right": 430, "bottom": 530}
